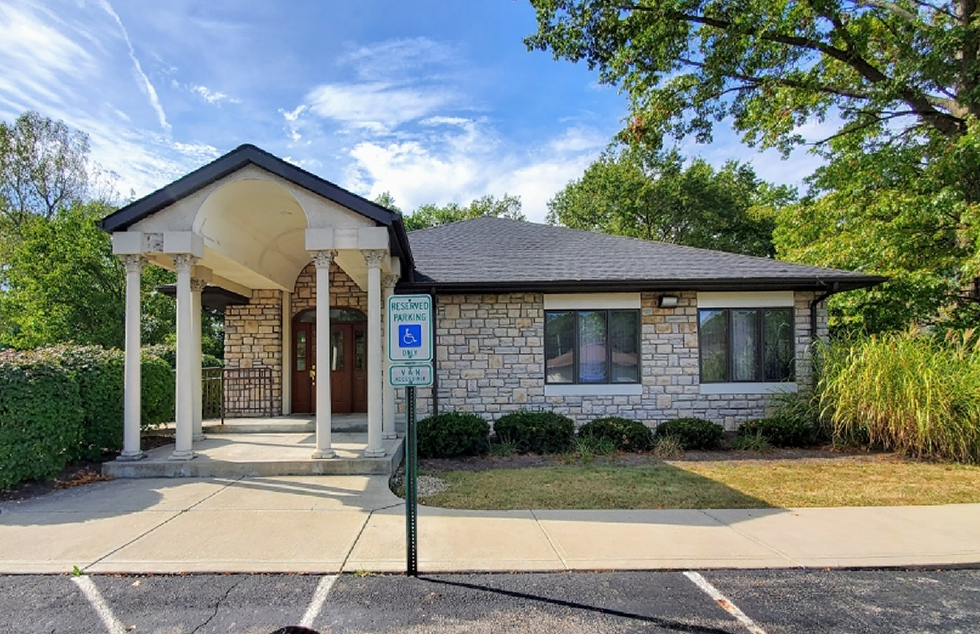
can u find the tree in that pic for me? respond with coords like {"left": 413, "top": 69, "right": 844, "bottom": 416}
{"left": 0, "top": 111, "right": 90, "bottom": 226}
{"left": 526, "top": 0, "right": 980, "bottom": 332}
{"left": 403, "top": 193, "right": 526, "bottom": 230}
{"left": 548, "top": 146, "right": 792, "bottom": 257}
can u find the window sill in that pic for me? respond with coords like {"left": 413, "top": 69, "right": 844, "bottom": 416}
{"left": 545, "top": 384, "right": 643, "bottom": 397}
{"left": 699, "top": 382, "right": 797, "bottom": 395}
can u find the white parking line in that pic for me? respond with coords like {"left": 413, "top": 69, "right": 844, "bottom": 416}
{"left": 71, "top": 576, "right": 127, "bottom": 634}
{"left": 299, "top": 574, "right": 337, "bottom": 628}
{"left": 684, "top": 571, "right": 767, "bottom": 634}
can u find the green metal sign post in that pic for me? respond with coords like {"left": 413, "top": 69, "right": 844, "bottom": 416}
{"left": 405, "top": 385, "right": 418, "bottom": 576}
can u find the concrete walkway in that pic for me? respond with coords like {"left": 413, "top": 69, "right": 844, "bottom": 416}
{"left": 0, "top": 476, "right": 978, "bottom": 575}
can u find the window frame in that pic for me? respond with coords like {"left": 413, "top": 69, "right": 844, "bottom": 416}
{"left": 544, "top": 309, "right": 641, "bottom": 385}
{"left": 697, "top": 307, "right": 795, "bottom": 384}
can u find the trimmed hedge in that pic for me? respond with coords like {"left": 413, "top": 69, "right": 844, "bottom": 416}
{"left": 494, "top": 410, "right": 575, "bottom": 454}
{"left": 578, "top": 417, "right": 654, "bottom": 452}
{"left": 0, "top": 345, "right": 176, "bottom": 490}
{"left": 737, "top": 416, "right": 817, "bottom": 448}
{"left": 0, "top": 349, "right": 85, "bottom": 489}
{"left": 417, "top": 412, "right": 490, "bottom": 458}
{"left": 655, "top": 417, "right": 724, "bottom": 450}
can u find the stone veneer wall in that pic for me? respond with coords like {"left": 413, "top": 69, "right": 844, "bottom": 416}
{"left": 223, "top": 261, "right": 370, "bottom": 416}
{"left": 223, "top": 289, "right": 284, "bottom": 415}
{"left": 291, "top": 261, "right": 367, "bottom": 317}
{"left": 411, "top": 290, "right": 827, "bottom": 430}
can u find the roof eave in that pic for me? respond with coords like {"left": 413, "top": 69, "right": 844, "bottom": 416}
{"left": 396, "top": 275, "right": 887, "bottom": 295}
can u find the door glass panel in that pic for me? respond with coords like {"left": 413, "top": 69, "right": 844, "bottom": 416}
{"left": 296, "top": 331, "right": 306, "bottom": 371}
{"left": 331, "top": 308, "right": 367, "bottom": 322}
{"left": 331, "top": 329, "right": 344, "bottom": 371}
{"left": 354, "top": 330, "right": 366, "bottom": 370}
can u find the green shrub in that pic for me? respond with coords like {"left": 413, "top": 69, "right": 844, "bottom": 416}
{"left": 0, "top": 349, "right": 85, "bottom": 489}
{"left": 141, "top": 351, "right": 175, "bottom": 428}
{"left": 578, "top": 417, "right": 654, "bottom": 452}
{"left": 142, "top": 344, "right": 222, "bottom": 369}
{"left": 818, "top": 328, "right": 980, "bottom": 463}
{"left": 737, "top": 416, "right": 817, "bottom": 448}
{"left": 655, "top": 418, "right": 724, "bottom": 450}
{"left": 494, "top": 410, "right": 575, "bottom": 454}
{"left": 50, "top": 346, "right": 125, "bottom": 460}
{"left": 417, "top": 412, "right": 489, "bottom": 458}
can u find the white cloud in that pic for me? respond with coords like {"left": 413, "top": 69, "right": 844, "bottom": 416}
{"left": 339, "top": 37, "right": 454, "bottom": 82}
{"left": 191, "top": 84, "right": 241, "bottom": 106}
{"left": 343, "top": 120, "right": 606, "bottom": 223}
{"left": 97, "top": 0, "right": 170, "bottom": 133}
{"left": 305, "top": 82, "right": 455, "bottom": 131}
{"left": 172, "top": 141, "right": 220, "bottom": 162}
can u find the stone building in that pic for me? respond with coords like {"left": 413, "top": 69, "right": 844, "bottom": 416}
{"left": 99, "top": 144, "right": 883, "bottom": 461}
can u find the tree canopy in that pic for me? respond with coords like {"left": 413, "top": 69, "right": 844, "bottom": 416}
{"left": 527, "top": 0, "right": 980, "bottom": 332}
{"left": 548, "top": 146, "right": 793, "bottom": 257}
{"left": 398, "top": 193, "right": 526, "bottom": 231}
{"left": 0, "top": 111, "right": 202, "bottom": 352}
{"left": 0, "top": 110, "right": 91, "bottom": 226}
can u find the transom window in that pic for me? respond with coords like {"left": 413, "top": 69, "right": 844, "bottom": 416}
{"left": 698, "top": 308, "right": 795, "bottom": 383}
{"left": 545, "top": 310, "right": 640, "bottom": 384}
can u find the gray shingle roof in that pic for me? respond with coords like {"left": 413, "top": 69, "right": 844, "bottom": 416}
{"left": 403, "top": 216, "right": 884, "bottom": 292}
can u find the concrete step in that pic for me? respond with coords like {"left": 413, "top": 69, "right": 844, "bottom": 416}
{"left": 103, "top": 434, "right": 404, "bottom": 479}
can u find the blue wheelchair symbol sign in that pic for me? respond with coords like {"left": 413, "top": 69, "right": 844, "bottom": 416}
{"left": 399, "top": 324, "right": 422, "bottom": 348}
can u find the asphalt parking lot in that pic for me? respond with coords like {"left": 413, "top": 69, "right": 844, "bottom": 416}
{"left": 2, "top": 568, "right": 979, "bottom": 634}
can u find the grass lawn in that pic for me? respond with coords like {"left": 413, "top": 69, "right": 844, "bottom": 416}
{"left": 419, "top": 458, "right": 980, "bottom": 510}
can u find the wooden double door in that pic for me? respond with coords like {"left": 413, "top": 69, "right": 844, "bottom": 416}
{"left": 291, "top": 310, "right": 368, "bottom": 414}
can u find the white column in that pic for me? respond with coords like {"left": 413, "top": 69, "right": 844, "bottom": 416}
{"left": 382, "top": 273, "right": 399, "bottom": 439}
{"left": 312, "top": 250, "right": 335, "bottom": 459}
{"left": 364, "top": 250, "right": 386, "bottom": 456}
{"left": 170, "top": 253, "right": 198, "bottom": 461}
{"left": 191, "top": 278, "right": 207, "bottom": 442}
{"left": 119, "top": 255, "right": 146, "bottom": 460}
{"left": 281, "top": 290, "right": 292, "bottom": 416}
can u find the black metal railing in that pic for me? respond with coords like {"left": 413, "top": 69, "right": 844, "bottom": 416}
{"left": 202, "top": 367, "right": 274, "bottom": 422}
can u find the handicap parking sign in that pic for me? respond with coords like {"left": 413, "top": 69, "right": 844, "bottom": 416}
{"left": 388, "top": 294, "right": 433, "bottom": 362}
{"left": 399, "top": 324, "right": 422, "bottom": 348}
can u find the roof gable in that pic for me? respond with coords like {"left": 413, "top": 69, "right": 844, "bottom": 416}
{"left": 98, "top": 144, "right": 413, "bottom": 266}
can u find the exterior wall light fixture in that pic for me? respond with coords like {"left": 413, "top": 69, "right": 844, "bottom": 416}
{"left": 658, "top": 295, "right": 679, "bottom": 308}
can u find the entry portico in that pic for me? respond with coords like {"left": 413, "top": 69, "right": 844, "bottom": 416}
{"left": 99, "top": 145, "right": 413, "bottom": 461}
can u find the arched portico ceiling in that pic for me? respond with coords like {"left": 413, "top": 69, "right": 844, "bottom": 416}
{"left": 99, "top": 145, "right": 413, "bottom": 293}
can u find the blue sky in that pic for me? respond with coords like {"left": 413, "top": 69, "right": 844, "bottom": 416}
{"left": 0, "top": 0, "right": 824, "bottom": 222}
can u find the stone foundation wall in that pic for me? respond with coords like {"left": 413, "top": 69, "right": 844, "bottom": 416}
{"left": 411, "top": 290, "right": 825, "bottom": 431}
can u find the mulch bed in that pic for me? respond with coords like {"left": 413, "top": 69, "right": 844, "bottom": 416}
{"left": 0, "top": 433, "right": 175, "bottom": 505}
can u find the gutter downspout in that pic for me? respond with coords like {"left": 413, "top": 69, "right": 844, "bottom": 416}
{"left": 810, "top": 282, "right": 840, "bottom": 340}
{"left": 430, "top": 287, "right": 439, "bottom": 416}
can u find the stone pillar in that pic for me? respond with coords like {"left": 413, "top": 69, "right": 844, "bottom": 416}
{"left": 118, "top": 255, "right": 146, "bottom": 461}
{"left": 364, "top": 250, "right": 386, "bottom": 456}
{"left": 382, "top": 273, "right": 399, "bottom": 439}
{"left": 191, "top": 278, "right": 207, "bottom": 441}
{"left": 170, "top": 253, "right": 198, "bottom": 461}
{"left": 312, "top": 250, "right": 336, "bottom": 459}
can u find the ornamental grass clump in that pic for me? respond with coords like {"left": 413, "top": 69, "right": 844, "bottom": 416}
{"left": 818, "top": 328, "right": 980, "bottom": 463}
